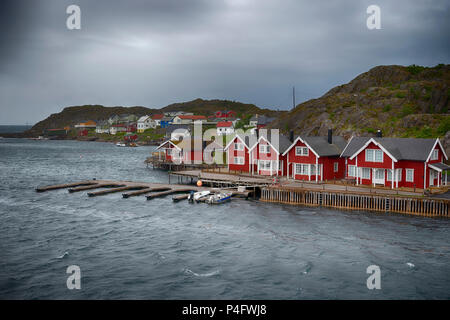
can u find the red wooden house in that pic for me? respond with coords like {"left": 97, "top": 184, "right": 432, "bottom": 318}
{"left": 341, "top": 136, "right": 449, "bottom": 189}
{"left": 282, "top": 131, "right": 347, "bottom": 182}
{"left": 224, "top": 133, "right": 256, "bottom": 172}
{"left": 215, "top": 111, "right": 236, "bottom": 119}
{"left": 247, "top": 130, "right": 292, "bottom": 176}
{"left": 156, "top": 138, "right": 224, "bottom": 165}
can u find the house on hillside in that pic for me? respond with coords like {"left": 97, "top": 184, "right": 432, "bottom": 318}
{"left": 110, "top": 124, "right": 127, "bottom": 135}
{"left": 164, "top": 111, "right": 193, "bottom": 117}
{"left": 108, "top": 115, "right": 120, "bottom": 125}
{"left": 160, "top": 116, "right": 173, "bottom": 128}
{"left": 248, "top": 115, "right": 276, "bottom": 133}
{"left": 215, "top": 111, "right": 237, "bottom": 119}
{"left": 283, "top": 130, "right": 347, "bottom": 182}
{"left": 166, "top": 124, "right": 191, "bottom": 141}
{"left": 216, "top": 121, "right": 234, "bottom": 136}
{"left": 75, "top": 120, "right": 97, "bottom": 128}
{"left": 95, "top": 121, "right": 110, "bottom": 134}
{"left": 151, "top": 114, "right": 164, "bottom": 127}
{"left": 137, "top": 116, "right": 154, "bottom": 133}
{"left": 119, "top": 114, "right": 138, "bottom": 123}
{"left": 156, "top": 138, "right": 224, "bottom": 164}
{"left": 172, "top": 115, "right": 207, "bottom": 125}
{"left": 340, "top": 135, "right": 449, "bottom": 189}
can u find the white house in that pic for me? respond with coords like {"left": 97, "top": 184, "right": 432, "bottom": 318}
{"left": 137, "top": 116, "right": 155, "bottom": 133}
{"left": 216, "top": 121, "right": 234, "bottom": 136}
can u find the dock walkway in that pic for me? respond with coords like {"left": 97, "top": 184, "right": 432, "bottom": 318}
{"left": 36, "top": 179, "right": 252, "bottom": 200}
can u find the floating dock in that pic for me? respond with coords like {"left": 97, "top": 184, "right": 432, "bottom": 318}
{"left": 36, "top": 179, "right": 252, "bottom": 201}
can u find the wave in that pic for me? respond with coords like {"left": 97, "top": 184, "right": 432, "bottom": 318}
{"left": 183, "top": 268, "right": 221, "bottom": 277}
{"left": 57, "top": 251, "right": 69, "bottom": 259}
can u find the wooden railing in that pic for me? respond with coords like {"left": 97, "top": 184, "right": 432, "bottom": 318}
{"left": 260, "top": 187, "right": 450, "bottom": 218}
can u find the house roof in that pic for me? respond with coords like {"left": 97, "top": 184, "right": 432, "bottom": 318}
{"left": 171, "top": 138, "right": 220, "bottom": 151}
{"left": 151, "top": 114, "right": 164, "bottom": 120}
{"left": 166, "top": 124, "right": 191, "bottom": 134}
{"left": 341, "top": 137, "right": 447, "bottom": 162}
{"left": 177, "top": 115, "right": 206, "bottom": 120}
{"left": 249, "top": 115, "right": 276, "bottom": 125}
{"left": 137, "top": 116, "right": 151, "bottom": 122}
{"left": 295, "top": 136, "right": 347, "bottom": 157}
{"left": 429, "top": 162, "right": 450, "bottom": 172}
{"left": 248, "top": 130, "right": 292, "bottom": 154}
{"left": 217, "top": 121, "right": 233, "bottom": 128}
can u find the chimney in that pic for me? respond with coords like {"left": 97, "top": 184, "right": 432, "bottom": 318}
{"left": 327, "top": 129, "right": 333, "bottom": 144}
{"left": 376, "top": 130, "right": 382, "bottom": 138}
{"left": 289, "top": 130, "right": 294, "bottom": 142}
{"left": 255, "top": 128, "right": 259, "bottom": 139}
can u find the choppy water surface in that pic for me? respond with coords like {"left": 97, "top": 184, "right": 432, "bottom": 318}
{"left": 0, "top": 139, "right": 449, "bottom": 299}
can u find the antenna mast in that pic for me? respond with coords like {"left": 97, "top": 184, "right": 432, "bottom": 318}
{"left": 292, "top": 86, "right": 296, "bottom": 109}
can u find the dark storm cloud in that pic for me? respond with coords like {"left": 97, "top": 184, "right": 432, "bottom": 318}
{"left": 0, "top": 0, "right": 449, "bottom": 124}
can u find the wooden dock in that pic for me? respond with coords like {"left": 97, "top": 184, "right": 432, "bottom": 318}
{"left": 261, "top": 187, "right": 450, "bottom": 218}
{"left": 35, "top": 179, "right": 253, "bottom": 201}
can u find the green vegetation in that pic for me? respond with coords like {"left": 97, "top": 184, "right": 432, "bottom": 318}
{"left": 407, "top": 64, "right": 426, "bottom": 75}
{"left": 234, "top": 114, "right": 252, "bottom": 130}
{"left": 437, "top": 117, "right": 450, "bottom": 136}
{"left": 395, "top": 92, "right": 406, "bottom": 99}
{"left": 382, "top": 104, "right": 392, "bottom": 112}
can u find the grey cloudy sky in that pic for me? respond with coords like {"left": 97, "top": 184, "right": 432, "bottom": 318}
{"left": 0, "top": 0, "right": 449, "bottom": 124}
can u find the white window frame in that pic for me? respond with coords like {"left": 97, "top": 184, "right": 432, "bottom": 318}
{"left": 234, "top": 143, "right": 244, "bottom": 151}
{"left": 431, "top": 149, "right": 438, "bottom": 160}
{"left": 259, "top": 145, "right": 270, "bottom": 154}
{"left": 234, "top": 156, "right": 244, "bottom": 165}
{"left": 334, "top": 162, "right": 338, "bottom": 172}
{"left": 406, "top": 169, "right": 414, "bottom": 182}
{"left": 295, "top": 146, "right": 309, "bottom": 156}
{"left": 348, "top": 165, "right": 356, "bottom": 177}
{"left": 365, "top": 149, "right": 383, "bottom": 162}
{"left": 166, "top": 148, "right": 172, "bottom": 155}
{"left": 362, "top": 167, "right": 370, "bottom": 179}
{"left": 259, "top": 160, "right": 271, "bottom": 170}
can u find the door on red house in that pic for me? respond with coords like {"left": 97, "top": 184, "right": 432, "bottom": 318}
{"left": 429, "top": 169, "right": 438, "bottom": 186}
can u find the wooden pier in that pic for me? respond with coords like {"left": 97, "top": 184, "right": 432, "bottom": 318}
{"left": 35, "top": 179, "right": 253, "bottom": 201}
{"left": 261, "top": 187, "right": 450, "bottom": 218}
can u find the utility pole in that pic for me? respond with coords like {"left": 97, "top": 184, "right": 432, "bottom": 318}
{"left": 292, "top": 86, "right": 296, "bottom": 109}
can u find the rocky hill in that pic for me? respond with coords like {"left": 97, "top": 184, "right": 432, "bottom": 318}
{"left": 270, "top": 64, "right": 450, "bottom": 149}
{"left": 24, "top": 99, "right": 282, "bottom": 136}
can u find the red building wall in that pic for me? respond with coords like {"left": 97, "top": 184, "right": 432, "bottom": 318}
{"left": 286, "top": 140, "right": 345, "bottom": 181}
{"left": 227, "top": 137, "right": 250, "bottom": 172}
{"left": 251, "top": 138, "right": 286, "bottom": 176}
{"left": 344, "top": 141, "right": 446, "bottom": 188}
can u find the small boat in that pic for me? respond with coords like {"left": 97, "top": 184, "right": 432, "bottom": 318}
{"left": 116, "top": 142, "right": 126, "bottom": 147}
{"left": 206, "top": 191, "right": 232, "bottom": 205}
{"left": 188, "top": 190, "right": 211, "bottom": 203}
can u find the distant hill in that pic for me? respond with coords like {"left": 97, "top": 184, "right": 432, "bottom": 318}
{"left": 270, "top": 64, "right": 450, "bottom": 153}
{"left": 24, "top": 99, "right": 284, "bottom": 136}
